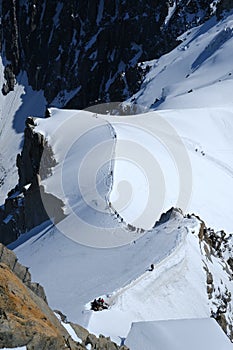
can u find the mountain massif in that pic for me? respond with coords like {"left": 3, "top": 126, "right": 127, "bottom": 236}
{"left": 1, "top": 0, "right": 232, "bottom": 109}
{"left": 1, "top": 1, "right": 233, "bottom": 349}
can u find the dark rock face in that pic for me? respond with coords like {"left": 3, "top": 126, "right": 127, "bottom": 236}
{"left": 70, "top": 323, "right": 129, "bottom": 350}
{"left": 0, "top": 117, "right": 65, "bottom": 246}
{"left": 1, "top": 1, "right": 232, "bottom": 108}
{"left": 16, "top": 117, "right": 56, "bottom": 189}
{"left": 197, "top": 222, "right": 233, "bottom": 341}
{"left": 1, "top": 64, "right": 16, "bottom": 95}
{"left": 216, "top": 0, "right": 233, "bottom": 18}
{"left": 154, "top": 207, "right": 183, "bottom": 227}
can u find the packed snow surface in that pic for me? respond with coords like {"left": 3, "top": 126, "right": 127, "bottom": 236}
{"left": 125, "top": 318, "right": 233, "bottom": 350}
{"left": 13, "top": 92, "right": 233, "bottom": 345}
{"left": 34, "top": 104, "right": 233, "bottom": 235}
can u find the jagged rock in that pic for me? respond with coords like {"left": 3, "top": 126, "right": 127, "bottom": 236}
{"left": 0, "top": 243, "right": 47, "bottom": 303}
{"left": 1, "top": 64, "right": 15, "bottom": 95}
{"left": 2, "top": 1, "right": 232, "bottom": 108}
{"left": 0, "top": 122, "right": 65, "bottom": 245}
{"left": 195, "top": 219, "right": 233, "bottom": 341}
{"left": 0, "top": 263, "right": 69, "bottom": 349}
{"left": 71, "top": 322, "right": 129, "bottom": 349}
{"left": 85, "top": 333, "right": 99, "bottom": 347}
{"left": 70, "top": 323, "right": 89, "bottom": 343}
{"left": 0, "top": 245, "right": 129, "bottom": 350}
{"left": 0, "top": 243, "right": 18, "bottom": 270}
{"left": 154, "top": 207, "right": 183, "bottom": 227}
{"left": 82, "top": 332, "right": 129, "bottom": 350}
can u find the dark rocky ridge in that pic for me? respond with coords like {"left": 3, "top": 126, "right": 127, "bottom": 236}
{"left": 196, "top": 219, "right": 233, "bottom": 341}
{"left": 1, "top": 1, "right": 233, "bottom": 109}
{"left": 0, "top": 117, "right": 65, "bottom": 246}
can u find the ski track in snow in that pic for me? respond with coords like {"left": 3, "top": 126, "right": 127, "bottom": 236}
{"left": 182, "top": 136, "right": 233, "bottom": 179}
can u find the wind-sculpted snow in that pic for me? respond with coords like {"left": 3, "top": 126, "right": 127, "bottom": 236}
{"left": 13, "top": 208, "right": 190, "bottom": 340}
{"left": 86, "top": 216, "right": 210, "bottom": 342}
{"left": 125, "top": 318, "right": 233, "bottom": 350}
{"left": 26, "top": 101, "right": 233, "bottom": 246}
{"left": 31, "top": 107, "right": 193, "bottom": 247}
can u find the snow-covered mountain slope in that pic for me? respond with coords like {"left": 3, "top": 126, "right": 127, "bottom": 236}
{"left": 87, "top": 217, "right": 233, "bottom": 343}
{"left": 87, "top": 219, "right": 209, "bottom": 341}
{"left": 1, "top": 8, "right": 233, "bottom": 349}
{"left": 11, "top": 207, "right": 233, "bottom": 344}
{"left": 106, "top": 105, "right": 233, "bottom": 233}
{"left": 9, "top": 103, "right": 233, "bottom": 344}
{"left": 133, "top": 13, "right": 233, "bottom": 110}
{"left": 21, "top": 103, "right": 233, "bottom": 235}
{"left": 125, "top": 318, "right": 233, "bottom": 350}
{"left": 12, "top": 209, "right": 188, "bottom": 330}
{"left": 0, "top": 57, "right": 46, "bottom": 205}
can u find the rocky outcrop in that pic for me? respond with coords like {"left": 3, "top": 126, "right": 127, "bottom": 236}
{"left": 154, "top": 207, "right": 183, "bottom": 227}
{"left": 196, "top": 221, "right": 233, "bottom": 341}
{"left": 216, "top": 0, "right": 233, "bottom": 18}
{"left": 0, "top": 243, "right": 129, "bottom": 350}
{"left": 70, "top": 323, "right": 128, "bottom": 350}
{"left": 0, "top": 243, "right": 47, "bottom": 302}
{"left": 1, "top": 64, "right": 16, "bottom": 95}
{"left": 0, "top": 117, "right": 65, "bottom": 246}
{"left": 1, "top": 1, "right": 233, "bottom": 108}
{"left": 0, "top": 252, "right": 78, "bottom": 349}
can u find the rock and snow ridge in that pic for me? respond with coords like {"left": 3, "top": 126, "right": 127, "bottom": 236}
{"left": 2, "top": 0, "right": 230, "bottom": 110}
{"left": 133, "top": 12, "right": 233, "bottom": 110}
{"left": 0, "top": 8, "right": 233, "bottom": 350}
{"left": 3, "top": 106, "right": 231, "bottom": 345}
{"left": 1, "top": 100, "right": 233, "bottom": 347}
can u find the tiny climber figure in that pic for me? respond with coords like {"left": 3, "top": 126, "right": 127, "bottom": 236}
{"left": 149, "top": 264, "right": 154, "bottom": 272}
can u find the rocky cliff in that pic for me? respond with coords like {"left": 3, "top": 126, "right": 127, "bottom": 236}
{"left": 0, "top": 243, "right": 129, "bottom": 350}
{"left": 0, "top": 116, "right": 65, "bottom": 246}
{"left": 195, "top": 217, "right": 233, "bottom": 341}
{"left": 1, "top": 0, "right": 233, "bottom": 109}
